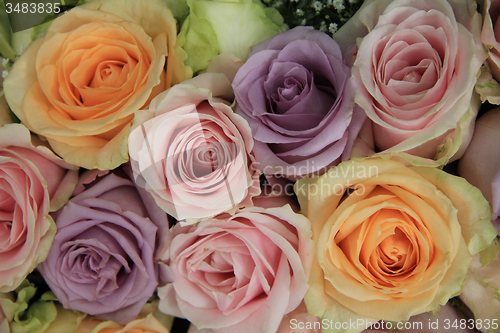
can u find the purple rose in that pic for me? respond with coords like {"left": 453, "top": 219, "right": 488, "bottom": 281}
{"left": 38, "top": 167, "right": 168, "bottom": 324}
{"left": 233, "top": 26, "right": 365, "bottom": 180}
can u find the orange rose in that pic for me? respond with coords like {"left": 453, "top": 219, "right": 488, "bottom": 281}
{"left": 3, "top": 0, "right": 191, "bottom": 169}
{"left": 295, "top": 159, "right": 497, "bottom": 331}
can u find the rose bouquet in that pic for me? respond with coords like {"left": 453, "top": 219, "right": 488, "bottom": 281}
{"left": 0, "top": 0, "right": 499, "bottom": 332}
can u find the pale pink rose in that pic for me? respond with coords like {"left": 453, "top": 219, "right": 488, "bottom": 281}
{"left": 0, "top": 123, "right": 78, "bottom": 292}
{"left": 350, "top": 0, "right": 486, "bottom": 165}
{"left": 157, "top": 204, "right": 314, "bottom": 333}
{"left": 129, "top": 73, "right": 260, "bottom": 222}
{"left": 458, "top": 108, "right": 500, "bottom": 229}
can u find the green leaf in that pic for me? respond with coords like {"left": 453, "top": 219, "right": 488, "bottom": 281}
{"left": 480, "top": 237, "right": 500, "bottom": 267}
{"left": 0, "top": 0, "right": 16, "bottom": 59}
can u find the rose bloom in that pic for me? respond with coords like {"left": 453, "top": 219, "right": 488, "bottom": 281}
{"left": 38, "top": 167, "right": 165, "bottom": 324}
{"left": 157, "top": 204, "right": 314, "bottom": 333}
{"left": 3, "top": 0, "right": 191, "bottom": 170}
{"left": 458, "top": 108, "right": 500, "bottom": 229}
{"left": 295, "top": 159, "right": 497, "bottom": 329}
{"left": 350, "top": 0, "right": 486, "bottom": 165}
{"left": 129, "top": 73, "right": 260, "bottom": 222}
{"left": 233, "top": 26, "right": 365, "bottom": 180}
{"left": 0, "top": 123, "right": 77, "bottom": 292}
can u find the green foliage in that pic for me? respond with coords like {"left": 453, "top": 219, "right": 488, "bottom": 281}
{"left": 262, "top": 0, "right": 363, "bottom": 35}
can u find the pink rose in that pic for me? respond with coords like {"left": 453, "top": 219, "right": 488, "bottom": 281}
{"left": 157, "top": 204, "right": 314, "bottom": 333}
{"left": 458, "top": 108, "right": 500, "bottom": 229}
{"left": 129, "top": 73, "right": 260, "bottom": 222}
{"left": 0, "top": 123, "right": 77, "bottom": 292}
{"left": 350, "top": 0, "right": 486, "bottom": 165}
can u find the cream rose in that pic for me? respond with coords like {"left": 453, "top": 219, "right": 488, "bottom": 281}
{"left": 3, "top": 0, "right": 191, "bottom": 170}
{"left": 295, "top": 159, "right": 497, "bottom": 332}
{"left": 348, "top": 0, "right": 486, "bottom": 166}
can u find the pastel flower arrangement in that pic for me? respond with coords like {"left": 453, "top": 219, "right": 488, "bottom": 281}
{"left": 0, "top": 0, "right": 499, "bottom": 332}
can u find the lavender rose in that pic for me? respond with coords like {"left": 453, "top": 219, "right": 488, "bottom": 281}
{"left": 233, "top": 26, "right": 365, "bottom": 180}
{"left": 38, "top": 168, "right": 166, "bottom": 324}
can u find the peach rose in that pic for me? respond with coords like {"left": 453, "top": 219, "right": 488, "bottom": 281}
{"left": 3, "top": 0, "right": 191, "bottom": 170}
{"left": 295, "top": 159, "right": 497, "bottom": 332}
{"left": 0, "top": 123, "right": 78, "bottom": 292}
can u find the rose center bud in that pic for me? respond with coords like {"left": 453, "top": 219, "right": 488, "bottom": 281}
{"left": 191, "top": 141, "right": 224, "bottom": 178}
{"left": 92, "top": 60, "right": 128, "bottom": 88}
{"left": 377, "top": 228, "right": 410, "bottom": 273}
